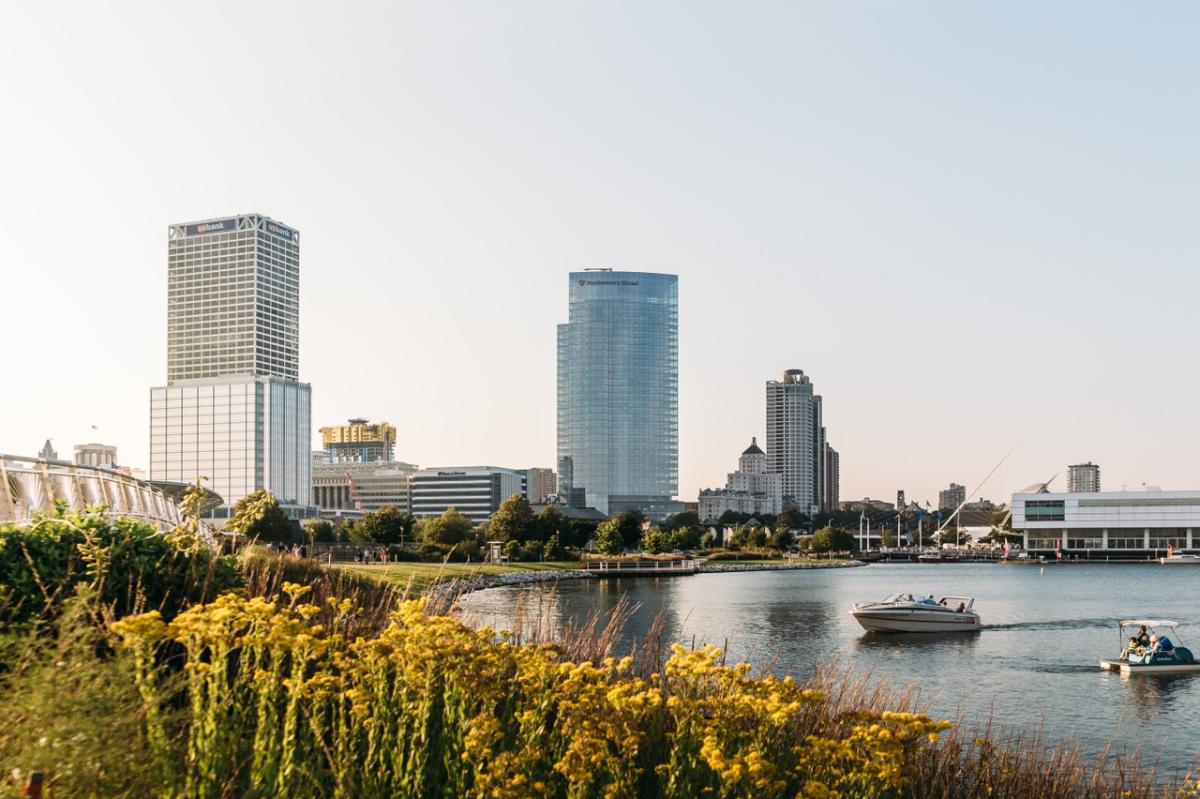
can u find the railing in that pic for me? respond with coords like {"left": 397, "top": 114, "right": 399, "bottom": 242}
{"left": 583, "top": 559, "right": 702, "bottom": 574}
{"left": 0, "top": 454, "right": 193, "bottom": 534}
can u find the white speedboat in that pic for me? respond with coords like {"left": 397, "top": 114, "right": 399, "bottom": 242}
{"left": 1160, "top": 553, "right": 1200, "bottom": 565}
{"left": 851, "top": 593, "right": 981, "bottom": 633}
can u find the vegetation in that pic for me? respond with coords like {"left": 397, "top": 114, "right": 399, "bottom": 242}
{"left": 225, "top": 489, "right": 294, "bottom": 543}
{"left": 303, "top": 518, "right": 336, "bottom": 543}
{"left": 1, "top": 504, "right": 1195, "bottom": 798}
{"left": 594, "top": 517, "right": 626, "bottom": 555}
{"left": 345, "top": 507, "right": 415, "bottom": 545}
{"left": 809, "top": 526, "right": 856, "bottom": 553}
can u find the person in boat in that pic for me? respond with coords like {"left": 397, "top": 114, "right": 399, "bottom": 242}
{"left": 1149, "top": 634, "right": 1176, "bottom": 656}
{"left": 955, "top": 601, "right": 966, "bottom": 613}
{"left": 938, "top": 598, "right": 948, "bottom": 606}
{"left": 1120, "top": 636, "right": 1142, "bottom": 661}
{"left": 1136, "top": 626, "right": 1151, "bottom": 648}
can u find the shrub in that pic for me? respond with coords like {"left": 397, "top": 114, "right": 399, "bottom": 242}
{"left": 0, "top": 508, "right": 241, "bottom": 627}
{"left": 111, "top": 591, "right": 948, "bottom": 798}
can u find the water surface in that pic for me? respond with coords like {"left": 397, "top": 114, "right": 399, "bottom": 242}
{"left": 460, "top": 562, "right": 1200, "bottom": 770}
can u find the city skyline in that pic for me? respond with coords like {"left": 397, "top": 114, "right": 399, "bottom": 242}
{"left": 4, "top": 4, "right": 1199, "bottom": 506}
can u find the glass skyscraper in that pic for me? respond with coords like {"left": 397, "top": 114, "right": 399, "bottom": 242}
{"left": 150, "top": 214, "right": 312, "bottom": 518}
{"left": 557, "top": 270, "right": 679, "bottom": 518}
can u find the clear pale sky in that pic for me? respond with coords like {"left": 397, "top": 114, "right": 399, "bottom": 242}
{"left": 3, "top": 2, "right": 1198, "bottom": 506}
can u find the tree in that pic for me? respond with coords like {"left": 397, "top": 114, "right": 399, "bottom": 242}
{"left": 304, "top": 518, "right": 335, "bottom": 544}
{"left": 226, "top": 490, "right": 294, "bottom": 543}
{"left": 594, "top": 518, "right": 625, "bottom": 555}
{"left": 810, "top": 526, "right": 855, "bottom": 553}
{"left": 347, "top": 507, "right": 414, "bottom": 544}
{"left": 536, "top": 505, "right": 566, "bottom": 543}
{"left": 542, "top": 534, "right": 562, "bottom": 561}
{"left": 769, "top": 526, "right": 796, "bottom": 551}
{"left": 416, "top": 507, "right": 475, "bottom": 548}
{"left": 489, "top": 494, "right": 536, "bottom": 543}
{"left": 777, "top": 508, "right": 810, "bottom": 530}
{"left": 614, "top": 511, "right": 645, "bottom": 549}
{"left": 664, "top": 510, "right": 702, "bottom": 533}
{"left": 669, "top": 526, "right": 702, "bottom": 551}
{"left": 642, "top": 527, "right": 670, "bottom": 555}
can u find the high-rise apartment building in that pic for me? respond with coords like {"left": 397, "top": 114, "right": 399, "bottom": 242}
{"left": 939, "top": 482, "right": 966, "bottom": 511}
{"left": 698, "top": 437, "right": 783, "bottom": 519}
{"left": 523, "top": 467, "right": 557, "bottom": 504}
{"left": 320, "top": 418, "right": 397, "bottom": 463}
{"left": 823, "top": 444, "right": 840, "bottom": 512}
{"left": 557, "top": 270, "right": 679, "bottom": 519}
{"left": 766, "top": 369, "right": 838, "bottom": 516}
{"left": 150, "top": 214, "right": 312, "bottom": 518}
{"left": 1067, "top": 462, "right": 1101, "bottom": 493}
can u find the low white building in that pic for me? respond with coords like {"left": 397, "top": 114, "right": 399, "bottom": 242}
{"left": 1012, "top": 487, "right": 1200, "bottom": 553}
{"left": 698, "top": 438, "right": 783, "bottom": 519}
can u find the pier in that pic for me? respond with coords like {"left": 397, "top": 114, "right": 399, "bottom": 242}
{"left": 583, "top": 559, "right": 702, "bottom": 577}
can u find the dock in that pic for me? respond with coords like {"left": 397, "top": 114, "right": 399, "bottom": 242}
{"left": 582, "top": 559, "right": 702, "bottom": 577}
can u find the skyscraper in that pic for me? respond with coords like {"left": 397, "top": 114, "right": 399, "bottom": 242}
{"left": 150, "top": 214, "right": 312, "bottom": 519}
{"left": 766, "top": 370, "right": 816, "bottom": 514}
{"left": 1067, "top": 462, "right": 1101, "bottom": 493}
{"left": 939, "top": 482, "right": 966, "bottom": 511}
{"left": 557, "top": 270, "right": 679, "bottom": 518}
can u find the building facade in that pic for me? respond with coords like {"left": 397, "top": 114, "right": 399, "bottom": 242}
{"left": 74, "top": 443, "right": 118, "bottom": 468}
{"left": 938, "top": 483, "right": 966, "bottom": 511}
{"left": 166, "top": 214, "right": 299, "bottom": 382}
{"left": 410, "top": 466, "right": 525, "bottom": 523}
{"left": 1012, "top": 489, "right": 1200, "bottom": 553}
{"left": 823, "top": 444, "right": 840, "bottom": 513}
{"left": 319, "top": 418, "right": 396, "bottom": 463}
{"left": 523, "top": 467, "right": 557, "bottom": 504}
{"left": 1067, "top": 462, "right": 1101, "bottom": 493}
{"left": 312, "top": 461, "right": 419, "bottom": 517}
{"left": 557, "top": 270, "right": 678, "bottom": 518}
{"left": 698, "top": 438, "right": 783, "bottom": 520}
{"left": 151, "top": 214, "right": 312, "bottom": 519}
{"left": 765, "top": 370, "right": 837, "bottom": 515}
{"left": 151, "top": 376, "right": 312, "bottom": 511}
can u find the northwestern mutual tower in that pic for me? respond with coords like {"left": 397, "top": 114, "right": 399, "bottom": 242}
{"left": 150, "top": 214, "right": 312, "bottom": 522}
{"left": 557, "top": 270, "right": 680, "bottom": 520}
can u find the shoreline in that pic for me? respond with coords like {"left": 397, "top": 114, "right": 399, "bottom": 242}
{"left": 429, "top": 558, "right": 866, "bottom": 603}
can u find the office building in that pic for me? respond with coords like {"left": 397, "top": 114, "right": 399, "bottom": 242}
{"left": 557, "top": 270, "right": 679, "bottom": 519}
{"left": 1013, "top": 488, "right": 1200, "bottom": 553}
{"left": 698, "top": 437, "right": 783, "bottom": 519}
{"left": 319, "top": 418, "right": 397, "bottom": 463}
{"left": 765, "top": 369, "right": 838, "bottom": 515}
{"left": 150, "top": 214, "right": 312, "bottom": 519}
{"left": 74, "top": 443, "right": 118, "bottom": 469}
{"left": 410, "top": 466, "right": 525, "bottom": 523}
{"left": 1067, "top": 462, "right": 1101, "bottom": 493}
{"left": 939, "top": 483, "right": 966, "bottom": 511}
{"left": 523, "top": 467, "right": 557, "bottom": 504}
{"left": 312, "top": 461, "right": 419, "bottom": 517}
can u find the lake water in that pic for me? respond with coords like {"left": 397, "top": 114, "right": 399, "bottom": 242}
{"left": 459, "top": 562, "right": 1200, "bottom": 770}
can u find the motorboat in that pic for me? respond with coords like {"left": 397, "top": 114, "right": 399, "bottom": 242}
{"left": 1099, "top": 620, "right": 1200, "bottom": 675}
{"left": 851, "top": 593, "right": 981, "bottom": 633}
{"left": 917, "top": 551, "right": 960, "bottom": 564}
{"left": 1160, "top": 553, "right": 1200, "bottom": 565}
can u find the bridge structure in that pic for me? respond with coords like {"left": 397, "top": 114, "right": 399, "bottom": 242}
{"left": 0, "top": 454, "right": 219, "bottom": 537}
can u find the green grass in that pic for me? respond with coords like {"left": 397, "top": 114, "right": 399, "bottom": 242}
{"left": 338, "top": 560, "right": 582, "bottom": 592}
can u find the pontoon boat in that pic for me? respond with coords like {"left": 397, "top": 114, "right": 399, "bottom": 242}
{"left": 1099, "top": 620, "right": 1200, "bottom": 675}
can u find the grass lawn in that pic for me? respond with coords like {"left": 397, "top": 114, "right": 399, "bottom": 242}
{"left": 339, "top": 560, "right": 582, "bottom": 593}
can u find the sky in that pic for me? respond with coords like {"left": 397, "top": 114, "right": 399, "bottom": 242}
{"left": 2, "top": 2, "right": 1198, "bottom": 506}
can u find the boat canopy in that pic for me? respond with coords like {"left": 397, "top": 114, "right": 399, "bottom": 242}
{"left": 1120, "top": 619, "right": 1179, "bottom": 629}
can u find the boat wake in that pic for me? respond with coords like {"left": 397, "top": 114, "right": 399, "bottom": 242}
{"left": 984, "top": 618, "right": 1114, "bottom": 632}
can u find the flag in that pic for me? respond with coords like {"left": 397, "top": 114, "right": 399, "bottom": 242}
{"left": 1003, "top": 541, "right": 1011, "bottom": 557}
